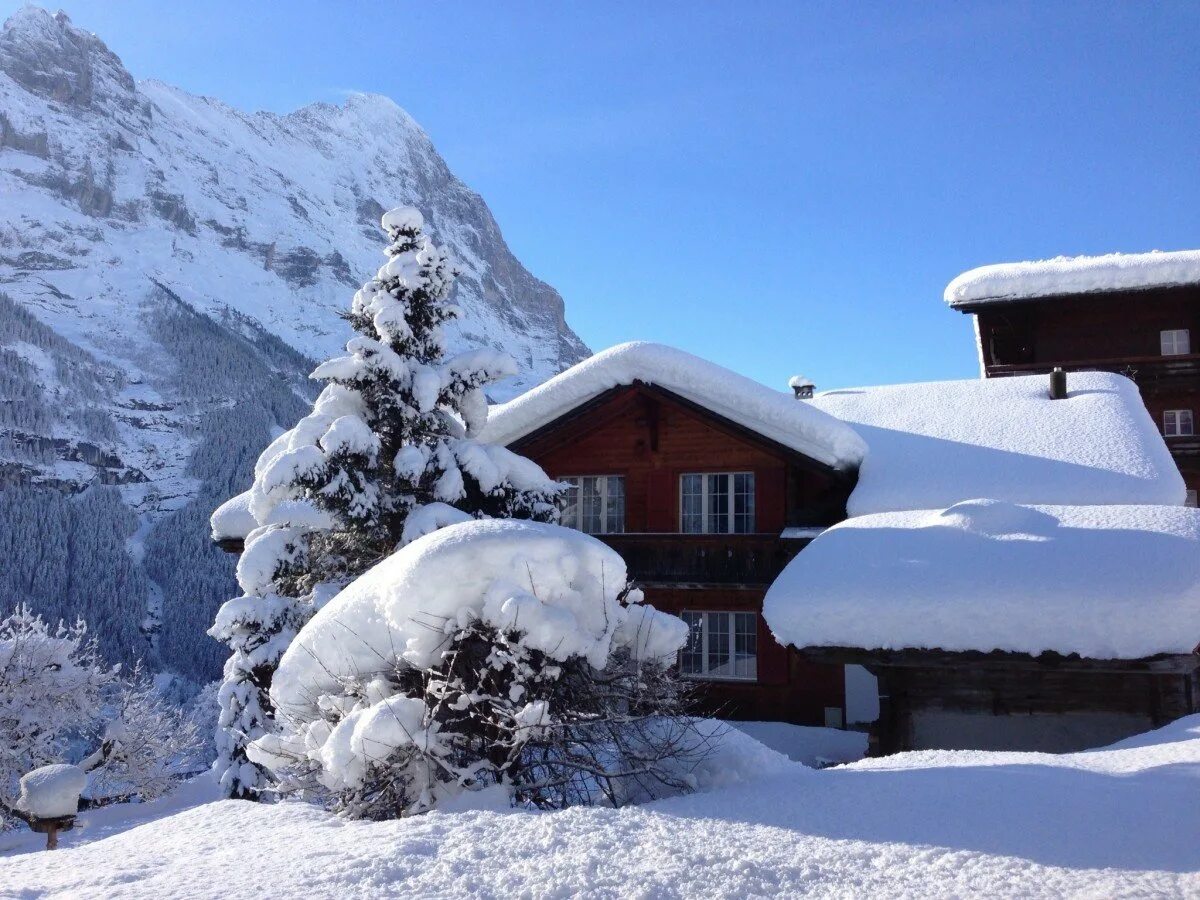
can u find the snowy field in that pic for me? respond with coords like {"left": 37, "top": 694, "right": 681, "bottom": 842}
{"left": 3, "top": 718, "right": 1199, "bottom": 898}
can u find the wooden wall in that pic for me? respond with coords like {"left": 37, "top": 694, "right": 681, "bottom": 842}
{"left": 873, "top": 662, "right": 1200, "bottom": 753}
{"left": 644, "top": 586, "right": 846, "bottom": 726}
{"left": 514, "top": 384, "right": 846, "bottom": 532}
{"left": 510, "top": 383, "right": 851, "bottom": 726}
{"left": 975, "top": 287, "right": 1200, "bottom": 366}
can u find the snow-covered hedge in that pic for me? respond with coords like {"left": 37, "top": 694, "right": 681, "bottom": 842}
{"left": 253, "top": 519, "right": 692, "bottom": 814}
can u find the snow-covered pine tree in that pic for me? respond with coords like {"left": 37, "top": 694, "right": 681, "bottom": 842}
{"left": 210, "top": 207, "right": 563, "bottom": 799}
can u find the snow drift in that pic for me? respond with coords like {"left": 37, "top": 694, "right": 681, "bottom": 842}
{"left": 5, "top": 716, "right": 1200, "bottom": 897}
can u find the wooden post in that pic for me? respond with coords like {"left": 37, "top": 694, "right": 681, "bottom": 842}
{"left": 28, "top": 816, "right": 75, "bottom": 851}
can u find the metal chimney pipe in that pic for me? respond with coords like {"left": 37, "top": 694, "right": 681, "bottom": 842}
{"left": 1049, "top": 367, "right": 1067, "bottom": 400}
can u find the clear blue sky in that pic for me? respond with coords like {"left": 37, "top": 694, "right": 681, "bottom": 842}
{"left": 27, "top": 1, "right": 1200, "bottom": 391}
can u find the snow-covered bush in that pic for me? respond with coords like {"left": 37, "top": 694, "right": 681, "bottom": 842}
{"left": 0, "top": 606, "right": 113, "bottom": 824}
{"left": 249, "top": 520, "right": 701, "bottom": 817}
{"left": 83, "top": 668, "right": 205, "bottom": 805}
{"left": 0, "top": 607, "right": 203, "bottom": 828}
{"left": 210, "top": 206, "right": 563, "bottom": 799}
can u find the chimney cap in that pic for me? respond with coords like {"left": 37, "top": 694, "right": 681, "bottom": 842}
{"left": 789, "top": 375, "right": 815, "bottom": 400}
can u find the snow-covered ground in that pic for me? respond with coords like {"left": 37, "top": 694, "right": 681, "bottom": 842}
{"left": 4, "top": 717, "right": 1199, "bottom": 898}
{"left": 731, "top": 721, "right": 868, "bottom": 767}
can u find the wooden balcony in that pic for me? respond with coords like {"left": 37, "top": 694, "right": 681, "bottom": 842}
{"left": 215, "top": 530, "right": 819, "bottom": 578}
{"left": 986, "top": 354, "right": 1200, "bottom": 389}
{"left": 1165, "top": 435, "right": 1200, "bottom": 457}
{"left": 597, "top": 533, "right": 806, "bottom": 587}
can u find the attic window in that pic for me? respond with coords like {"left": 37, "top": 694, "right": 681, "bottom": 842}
{"left": 1161, "top": 329, "right": 1191, "bottom": 356}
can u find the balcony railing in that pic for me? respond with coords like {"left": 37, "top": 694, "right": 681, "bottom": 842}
{"left": 597, "top": 533, "right": 804, "bottom": 586}
{"left": 215, "top": 530, "right": 819, "bottom": 572}
{"left": 987, "top": 354, "right": 1200, "bottom": 387}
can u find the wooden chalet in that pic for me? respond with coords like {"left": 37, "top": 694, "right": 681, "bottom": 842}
{"left": 479, "top": 342, "right": 867, "bottom": 727}
{"left": 946, "top": 250, "right": 1200, "bottom": 502}
{"left": 767, "top": 280, "right": 1200, "bottom": 754}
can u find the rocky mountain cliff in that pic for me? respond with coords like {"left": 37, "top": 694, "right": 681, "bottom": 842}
{"left": 0, "top": 7, "right": 588, "bottom": 682}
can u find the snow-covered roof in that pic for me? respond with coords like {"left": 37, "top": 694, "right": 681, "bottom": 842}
{"left": 480, "top": 343, "right": 867, "bottom": 471}
{"left": 809, "top": 371, "right": 1185, "bottom": 516}
{"left": 945, "top": 249, "right": 1200, "bottom": 307}
{"left": 764, "top": 500, "right": 1200, "bottom": 659}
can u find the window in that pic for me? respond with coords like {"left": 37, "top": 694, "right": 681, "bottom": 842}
{"left": 1164, "top": 410, "right": 1194, "bottom": 437}
{"left": 680, "top": 472, "right": 755, "bottom": 533}
{"left": 1161, "top": 329, "right": 1191, "bottom": 356}
{"left": 680, "top": 611, "right": 757, "bottom": 681}
{"left": 559, "top": 475, "right": 625, "bottom": 534}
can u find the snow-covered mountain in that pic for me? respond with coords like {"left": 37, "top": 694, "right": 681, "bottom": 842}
{"left": 0, "top": 7, "right": 588, "bottom": 681}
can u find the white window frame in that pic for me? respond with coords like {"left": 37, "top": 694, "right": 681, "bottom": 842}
{"left": 1161, "top": 329, "right": 1191, "bottom": 356}
{"left": 679, "top": 610, "right": 758, "bottom": 682}
{"left": 558, "top": 475, "right": 625, "bottom": 534}
{"left": 679, "top": 472, "right": 756, "bottom": 534}
{"left": 1163, "top": 409, "right": 1194, "bottom": 437}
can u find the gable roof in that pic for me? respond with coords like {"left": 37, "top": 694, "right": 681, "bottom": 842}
{"left": 945, "top": 248, "right": 1200, "bottom": 308}
{"left": 480, "top": 342, "right": 867, "bottom": 470}
{"left": 809, "top": 370, "right": 1185, "bottom": 515}
{"left": 763, "top": 500, "right": 1200, "bottom": 659}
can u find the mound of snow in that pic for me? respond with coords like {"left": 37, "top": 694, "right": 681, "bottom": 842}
{"left": 731, "top": 722, "right": 868, "bottom": 768}
{"left": 810, "top": 371, "right": 1185, "bottom": 514}
{"left": 480, "top": 342, "right": 867, "bottom": 471}
{"left": 209, "top": 491, "right": 256, "bottom": 541}
{"left": 927, "top": 498, "right": 1059, "bottom": 536}
{"left": 18, "top": 764, "right": 86, "bottom": 819}
{"left": 764, "top": 502, "right": 1200, "bottom": 658}
{"left": 945, "top": 248, "right": 1200, "bottom": 306}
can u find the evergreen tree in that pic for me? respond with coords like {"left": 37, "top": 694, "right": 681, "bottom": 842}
{"left": 210, "top": 207, "right": 562, "bottom": 799}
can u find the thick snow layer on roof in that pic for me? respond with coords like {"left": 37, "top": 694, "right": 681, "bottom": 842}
{"left": 764, "top": 500, "right": 1200, "bottom": 659}
{"left": 480, "top": 342, "right": 867, "bottom": 470}
{"left": 810, "top": 370, "right": 1185, "bottom": 515}
{"left": 945, "top": 248, "right": 1200, "bottom": 306}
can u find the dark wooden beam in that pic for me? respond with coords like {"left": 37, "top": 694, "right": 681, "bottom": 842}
{"left": 797, "top": 645, "right": 1200, "bottom": 675}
